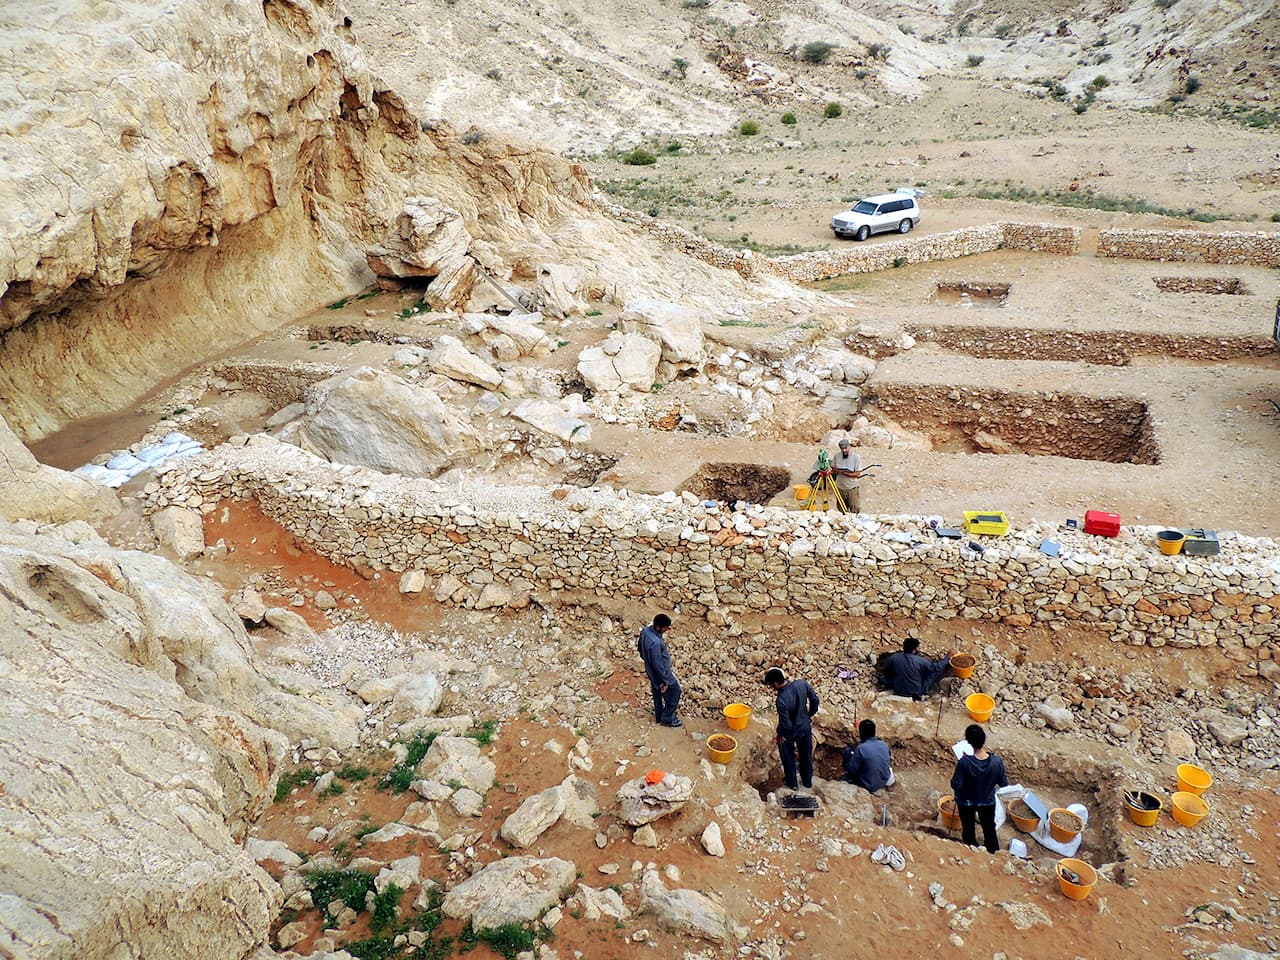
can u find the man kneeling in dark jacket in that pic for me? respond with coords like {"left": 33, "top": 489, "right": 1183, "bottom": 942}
{"left": 883, "top": 638, "right": 954, "bottom": 700}
{"left": 843, "top": 718, "right": 894, "bottom": 793}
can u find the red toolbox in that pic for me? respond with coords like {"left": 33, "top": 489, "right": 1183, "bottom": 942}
{"left": 1084, "top": 510, "right": 1121, "bottom": 537}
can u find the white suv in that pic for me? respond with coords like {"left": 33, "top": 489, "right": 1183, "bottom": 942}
{"left": 830, "top": 189, "right": 922, "bottom": 240}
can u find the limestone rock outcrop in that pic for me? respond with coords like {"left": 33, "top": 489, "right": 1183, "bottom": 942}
{"left": 0, "top": 414, "right": 118, "bottom": 523}
{"left": 286, "top": 367, "right": 483, "bottom": 478}
{"left": 577, "top": 332, "right": 660, "bottom": 394}
{"left": 0, "top": 520, "right": 356, "bottom": 960}
{"left": 441, "top": 856, "right": 576, "bottom": 930}
{"left": 619, "top": 297, "right": 706, "bottom": 370}
{"left": 365, "top": 197, "right": 473, "bottom": 278}
{"left": 617, "top": 773, "right": 694, "bottom": 826}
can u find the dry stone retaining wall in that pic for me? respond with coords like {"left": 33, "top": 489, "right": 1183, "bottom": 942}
{"left": 145, "top": 438, "right": 1280, "bottom": 662}
{"left": 1098, "top": 229, "right": 1280, "bottom": 266}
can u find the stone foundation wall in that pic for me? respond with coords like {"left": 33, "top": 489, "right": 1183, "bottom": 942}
{"left": 1098, "top": 229, "right": 1280, "bottom": 266}
{"left": 598, "top": 196, "right": 1082, "bottom": 283}
{"left": 145, "top": 437, "right": 1280, "bottom": 659}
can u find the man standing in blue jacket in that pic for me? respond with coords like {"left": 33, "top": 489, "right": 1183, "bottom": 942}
{"left": 638, "top": 614, "right": 682, "bottom": 727}
{"left": 764, "top": 667, "right": 820, "bottom": 794}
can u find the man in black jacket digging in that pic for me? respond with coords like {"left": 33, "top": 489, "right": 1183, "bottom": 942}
{"left": 764, "top": 667, "right": 820, "bottom": 795}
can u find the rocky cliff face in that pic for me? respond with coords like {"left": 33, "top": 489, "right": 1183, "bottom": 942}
{"left": 0, "top": 519, "right": 358, "bottom": 959}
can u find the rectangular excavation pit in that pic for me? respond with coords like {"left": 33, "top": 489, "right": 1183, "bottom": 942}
{"left": 865, "top": 385, "right": 1160, "bottom": 464}
{"left": 1152, "top": 276, "right": 1250, "bottom": 295}
{"left": 306, "top": 325, "right": 434, "bottom": 347}
{"left": 680, "top": 462, "right": 792, "bottom": 505}
{"left": 932, "top": 281, "right": 1011, "bottom": 308}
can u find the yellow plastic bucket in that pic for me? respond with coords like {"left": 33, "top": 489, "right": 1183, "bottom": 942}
{"left": 1048, "top": 807, "right": 1083, "bottom": 843}
{"left": 1171, "top": 791, "right": 1209, "bottom": 827}
{"left": 1124, "top": 791, "right": 1162, "bottom": 828}
{"left": 938, "top": 795, "right": 962, "bottom": 830}
{"left": 1005, "top": 797, "right": 1041, "bottom": 833}
{"left": 794, "top": 484, "right": 811, "bottom": 501}
{"left": 1156, "top": 530, "right": 1186, "bottom": 555}
{"left": 1057, "top": 858, "right": 1097, "bottom": 901}
{"left": 965, "top": 693, "right": 994, "bottom": 722}
{"left": 1176, "top": 763, "right": 1212, "bottom": 796}
{"left": 707, "top": 734, "right": 738, "bottom": 764}
{"left": 723, "top": 703, "right": 751, "bottom": 731}
{"left": 950, "top": 654, "right": 976, "bottom": 680}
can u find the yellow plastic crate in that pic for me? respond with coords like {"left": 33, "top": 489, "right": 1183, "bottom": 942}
{"left": 963, "top": 510, "right": 1010, "bottom": 536}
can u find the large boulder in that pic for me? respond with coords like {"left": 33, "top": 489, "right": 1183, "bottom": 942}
{"left": 0, "top": 520, "right": 355, "bottom": 960}
{"left": 365, "top": 197, "right": 473, "bottom": 278}
{"left": 500, "top": 783, "right": 567, "bottom": 848}
{"left": 576, "top": 332, "right": 659, "bottom": 394}
{"left": 0, "top": 414, "right": 118, "bottom": 524}
{"left": 289, "top": 367, "right": 482, "bottom": 478}
{"left": 639, "top": 867, "right": 733, "bottom": 943}
{"left": 536, "top": 263, "right": 587, "bottom": 317}
{"left": 617, "top": 773, "right": 694, "bottom": 826}
{"left": 511, "top": 399, "right": 590, "bottom": 444}
{"left": 442, "top": 856, "right": 576, "bottom": 930}
{"left": 619, "top": 297, "right": 705, "bottom": 368}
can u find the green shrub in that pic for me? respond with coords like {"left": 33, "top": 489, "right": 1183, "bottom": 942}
{"left": 781, "top": 111, "right": 797, "bottom": 125}
{"left": 380, "top": 731, "right": 437, "bottom": 792}
{"left": 867, "top": 42, "right": 891, "bottom": 60}
{"left": 1184, "top": 76, "right": 1201, "bottom": 94}
{"left": 338, "top": 764, "right": 372, "bottom": 782}
{"left": 622, "top": 147, "right": 657, "bottom": 165}
{"left": 484, "top": 68, "right": 502, "bottom": 81}
{"left": 342, "top": 937, "right": 397, "bottom": 960}
{"left": 468, "top": 719, "right": 499, "bottom": 746}
{"left": 823, "top": 102, "right": 843, "bottom": 119}
{"left": 738, "top": 119, "right": 760, "bottom": 135}
{"left": 682, "top": 0, "right": 709, "bottom": 7}
{"left": 477, "top": 923, "right": 537, "bottom": 960}
{"left": 672, "top": 57, "right": 689, "bottom": 79}
{"left": 307, "top": 870, "right": 376, "bottom": 922}
{"left": 665, "top": 141, "right": 682, "bottom": 153}
{"left": 1091, "top": 74, "right": 1110, "bottom": 89}
{"left": 371, "top": 883, "right": 403, "bottom": 932}
{"left": 994, "top": 23, "right": 1012, "bottom": 38}
{"left": 273, "top": 768, "right": 318, "bottom": 803}
{"left": 966, "top": 54, "right": 984, "bottom": 67}
{"left": 1271, "top": 212, "right": 1280, "bottom": 222}
{"left": 801, "top": 41, "right": 836, "bottom": 64}
{"left": 317, "top": 781, "right": 345, "bottom": 799}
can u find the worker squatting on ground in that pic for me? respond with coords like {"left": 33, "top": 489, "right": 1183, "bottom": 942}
{"left": 842, "top": 718, "right": 895, "bottom": 793}
{"left": 764, "top": 667, "right": 820, "bottom": 794}
{"left": 638, "top": 614, "right": 682, "bottom": 727}
{"left": 832, "top": 438, "right": 863, "bottom": 513}
{"left": 884, "top": 637, "right": 955, "bottom": 700}
{"left": 950, "top": 723, "right": 1008, "bottom": 853}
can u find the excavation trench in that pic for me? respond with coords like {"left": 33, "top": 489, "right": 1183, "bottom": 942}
{"left": 931, "top": 281, "right": 1010, "bottom": 307}
{"left": 909, "top": 325, "right": 1276, "bottom": 365}
{"left": 680, "top": 462, "right": 792, "bottom": 505}
{"left": 864, "top": 385, "right": 1160, "bottom": 464}
{"left": 1153, "top": 276, "right": 1250, "bottom": 295}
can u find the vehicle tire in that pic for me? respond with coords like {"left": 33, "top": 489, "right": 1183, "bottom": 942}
{"left": 898, "top": 218, "right": 914, "bottom": 234}
{"left": 855, "top": 226, "right": 870, "bottom": 241}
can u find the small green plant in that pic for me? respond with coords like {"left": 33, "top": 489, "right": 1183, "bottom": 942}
{"left": 672, "top": 57, "right": 689, "bottom": 79}
{"left": 823, "top": 102, "right": 843, "bottom": 119}
{"left": 780, "top": 111, "right": 797, "bottom": 125}
{"left": 397, "top": 299, "right": 429, "bottom": 319}
{"left": 1271, "top": 212, "right": 1280, "bottom": 222}
{"left": 170, "top": 407, "right": 189, "bottom": 417}
{"left": 1184, "top": 76, "right": 1201, "bottom": 94}
{"left": 867, "top": 42, "right": 891, "bottom": 60}
{"left": 355, "top": 823, "right": 381, "bottom": 843}
{"left": 682, "top": 0, "right": 709, "bottom": 7}
{"left": 854, "top": 68, "right": 868, "bottom": 80}
{"left": 1091, "top": 75, "right": 1110, "bottom": 89}
{"left": 380, "top": 731, "right": 438, "bottom": 792}
{"left": 355, "top": 288, "right": 379, "bottom": 301}
{"left": 994, "top": 23, "right": 1012, "bottom": 38}
{"left": 342, "top": 937, "right": 397, "bottom": 960}
{"left": 477, "top": 923, "right": 538, "bottom": 960}
{"left": 318, "top": 781, "right": 345, "bottom": 799}
{"left": 1154, "top": 0, "right": 1176, "bottom": 9}
{"left": 370, "top": 883, "right": 403, "bottom": 933}
{"left": 650, "top": 382, "right": 666, "bottom": 393}
{"left": 738, "top": 119, "right": 759, "bottom": 135}
{"left": 273, "top": 767, "right": 318, "bottom": 803}
{"left": 966, "top": 54, "right": 984, "bottom": 67}
{"left": 622, "top": 147, "right": 657, "bottom": 165}
{"left": 307, "top": 869, "right": 376, "bottom": 923}
{"left": 484, "top": 68, "right": 503, "bottom": 80}
{"left": 326, "top": 297, "right": 350, "bottom": 310}
{"left": 338, "top": 764, "right": 372, "bottom": 782}
{"left": 893, "top": 256, "right": 907, "bottom": 268}
{"left": 665, "top": 141, "right": 682, "bottom": 153}
{"left": 585, "top": 308, "right": 603, "bottom": 316}
{"left": 468, "top": 719, "right": 499, "bottom": 746}
{"left": 800, "top": 41, "right": 836, "bottom": 64}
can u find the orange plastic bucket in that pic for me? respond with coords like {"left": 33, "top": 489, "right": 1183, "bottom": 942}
{"left": 950, "top": 654, "right": 976, "bottom": 680}
{"left": 1048, "top": 808, "right": 1083, "bottom": 843}
{"left": 707, "top": 734, "right": 738, "bottom": 764}
{"left": 723, "top": 703, "right": 752, "bottom": 731}
{"left": 1005, "top": 797, "right": 1041, "bottom": 833}
{"left": 1176, "top": 763, "right": 1212, "bottom": 796}
{"left": 1171, "top": 791, "right": 1209, "bottom": 827}
{"left": 1124, "top": 791, "right": 1162, "bottom": 828}
{"left": 1057, "top": 858, "right": 1097, "bottom": 901}
{"left": 965, "top": 693, "right": 994, "bottom": 722}
{"left": 938, "top": 795, "right": 962, "bottom": 831}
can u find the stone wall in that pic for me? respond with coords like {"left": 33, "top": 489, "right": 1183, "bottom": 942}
{"left": 1098, "top": 229, "right": 1280, "bottom": 266}
{"left": 145, "top": 437, "right": 1280, "bottom": 659}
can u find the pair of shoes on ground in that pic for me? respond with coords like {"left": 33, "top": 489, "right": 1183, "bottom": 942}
{"left": 658, "top": 718, "right": 683, "bottom": 727}
{"left": 870, "top": 843, "right": 906, "bottom": 872}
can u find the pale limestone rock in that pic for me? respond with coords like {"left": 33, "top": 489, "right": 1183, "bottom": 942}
{"left": 292, "top": 367, "right": 482, "bottom": 479}
{"left": 973, "top": 429, "right": 1015, "bottom": 455}
{"left": 428, "top": 336, "right": 503, "bottom": 390}
{"left": 537, "top": 263, "right": 587, "bottom": 317}
{"left": 632, "top": 825, "right": 658, "bottom": 847}
{"left": 700, "top": 822, "right": 725, "bottom": 857}
{"left": 391, "top": 673, "right": 442, "bottom": 717}
{"left": 489, "top": 333, "right": 520, "bottom": 361}
{"left": 442, "top": 857, "right": 577, "bottom": 930}
{"left": 246, "top": 838, "right": 301, "bottom": 867}
{"left": 356, "top": 677, "right": 399, "bottom": 705}
{"left": 362, "top": 822, "right": 418, "bottom": 845}
{"left": 617, "top": 773, "right": 694, "bottom": 826}
{"left": 399, "top": 570, "right": 426, "bottom": 594}
{"left": 411, "top": 780, "right": 454, "bottom": 802}
{"left": 402, "top": 801, "right": 441, "bottom": 832}
{"left": 366, "top": 197, "right": 472, "bottom": 278}
{"left": 489, "top": 313, "right": 551, "bottom": 356}
{"left": 813, "top": 778, "right": 875, "bottom": 823}
{"left": 264, "top": 607, "right": 315, "bottom": 640}
{"left": 619, "top": 297, "right": 705, "bottom": 367}
{"left": 511, "top": 399, "right": 590, "bottom": 444}
{"left": 501, "top": 784, "right": 567, "bottom": 848}
{"left": 639, "top": 867, "right": 733, "bottom": 943}
{"left": 434, "top": 573, "right": 465, "bottom": 603}
{"left": 422, "top": 736, "right": 496, "bottom": 793}
{"left": 376, "top": 856, "right": 421, "bottom": 893}
{"left": 230, "top": 587, "right": 267, "bottom": 623}
{"left": 997, "top": 901, "right": 1053, "bottom": 930}
{"left": 576, "top": 884, "right": 630, "bottom": 921}
{"left": 0, "top": 414, "right": 118, "bottom": 523}
{"left": 426, "top": 257, "right": 480, "bottom": 312}
{"left": 558, "top": 775, "right": 600, "bottom": 829}
{"left": 152, "top": 505, "right": 206, "bottom": 561}
{"left": 1035, "top": 695, "right": 1075, "bottom": 731}
{"left": 277, "top": 921, "right": 308, "bottom": 949}
{"left": 577, "top": 332, "right": 659, "bottom": 393}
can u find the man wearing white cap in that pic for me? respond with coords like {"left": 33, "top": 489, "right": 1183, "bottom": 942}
{"left": 832, "top": 438, "right": 863, "bottom": 513}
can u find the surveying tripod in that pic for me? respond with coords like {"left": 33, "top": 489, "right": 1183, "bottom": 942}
{"left": 803, "top": 449, "right": 849, "bottom": 512}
